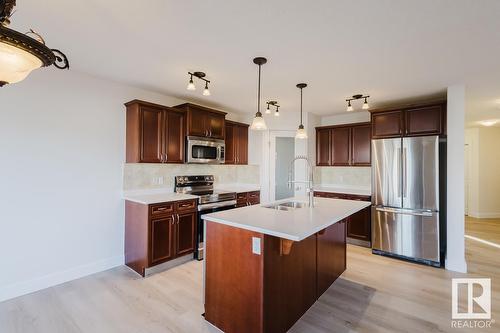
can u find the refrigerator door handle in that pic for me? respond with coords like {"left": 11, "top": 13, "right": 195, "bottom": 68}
{"left": 402, "top": 147, "right": 407, "bottom": 198}
{"left": 375, "top": 207, "right": 434, "bottom": 217}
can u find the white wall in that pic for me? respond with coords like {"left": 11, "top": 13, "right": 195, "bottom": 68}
{"left": 321, "top": 111, "right": 370, "bottom": 126}
{"left": 446, "top": 85, "right": 467, "bottom": 273}
{"left": 0, "top": 69, "right": 188, "bottom": 301}
{"left": 465, "top": 127, "right": 500, "bottom": 218}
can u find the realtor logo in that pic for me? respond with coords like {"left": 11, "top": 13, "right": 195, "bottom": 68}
{"left": 452, "top": 278, "right": 491, "bottom": 320}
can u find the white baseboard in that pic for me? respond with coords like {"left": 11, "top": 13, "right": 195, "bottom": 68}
{"left": 0, "top": 255, "right": 124, "bottom": 303}
{"left": 467, "top": 211, "right": 500, "bottom": 219}
{"left": 446, "top": 257, "right": 468, "bottom": 273}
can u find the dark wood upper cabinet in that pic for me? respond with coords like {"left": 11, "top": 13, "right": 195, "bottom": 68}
{"left": 225, "top": 120, "right": 249, "bottom": 165}
{"left": 371, "top": 101, "right": 446, "bottom": 139}
{"left": 139, "top": 106, "right": 163, "bottom": 163}
{"left": 164, "top": 110, "right": 185, "bottom": 163}
{"left": 125, "top": 100, "right": 185, "bottom": 164}
{"left": 351, "top": 125, "right": 371, "bottom": 166}
{"left": 316, "top": 122, "right": 371, "bottom": 167}
{"left": 331, "top": 127, "right": 351, "bottom": 166}
{"left": 224, "top": 123, "right": 236, "bottom": 164}
{"left": 371, "top": 110, "right": 403, "bottom": 139}
{"left": 316, "top": 128, "right": 331, "bottom": 166}
{"left": 405, "top": 105, "right": 443, "bottom": 136}
{"left": 175, "top": 103, "right": 227, "bottom": 140}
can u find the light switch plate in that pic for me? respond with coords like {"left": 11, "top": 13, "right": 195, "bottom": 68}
{"left": 252, "top": 237, "right": 261, "bottom": 255}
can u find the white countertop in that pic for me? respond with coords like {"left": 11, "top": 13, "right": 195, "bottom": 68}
{"left": 123, "top": 191, "right": 198, "bottom": 205}
{"left": 215, "top": 184, "right": 260, "bottom": 193}
{"left": 202, "top": 197, "right": 371, "bottom": 241}
{"left": 314, "top": 185, "right": 371, "bottom": 196}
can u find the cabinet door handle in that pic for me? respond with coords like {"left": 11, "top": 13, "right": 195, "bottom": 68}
{"left": 171, "top": 215, "right": 175, "bottom": 225}
{"left": 176, "top": 214, "right": 180, "bottom": 224}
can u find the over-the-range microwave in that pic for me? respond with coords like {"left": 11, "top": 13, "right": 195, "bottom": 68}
{"left": 186, "top": 136, "right": 225, "bottom": 164}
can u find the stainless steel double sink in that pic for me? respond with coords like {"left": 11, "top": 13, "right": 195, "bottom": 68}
{"left": 263, "top": 201, "right": 307, "bottom": 211}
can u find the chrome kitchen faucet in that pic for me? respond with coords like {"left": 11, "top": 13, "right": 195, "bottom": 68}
{"left": 287, "top": 155, "right": 314, "bottom": 207}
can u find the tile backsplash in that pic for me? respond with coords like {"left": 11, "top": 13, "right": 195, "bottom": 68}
{"left": 316, "top": 166, "right": 371, "bottom": 188}
{"left": 123, "top": 163, "right": 260, "bottom": 191}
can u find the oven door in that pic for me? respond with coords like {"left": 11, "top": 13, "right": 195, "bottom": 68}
{"left": 187, "top": 136, "right": 225, "bottom": 164}
{"left": 196, "top": 202, "right": 236, "bottom": 260}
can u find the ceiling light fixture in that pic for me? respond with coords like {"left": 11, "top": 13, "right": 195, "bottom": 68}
{"left": 346, "top": 94, "right": 370, "bottom": 111}
{"left": 295, "top": 83, "right": 308, "bottom": 139}
{"left": 250, "top": 57, "right": 268, "bottom": 131}
{"left": 275, "top": 105, "right": 280, "bottom": 117}
{"left": 266, "top": 100, "right": 280, "bottom": 116}
{"left": 362, "top": 97, "right": 369, "bottom": 110}
{"left": 478, "top": 119, "right": 499, "bottom": 127}
{"left": 202, "top": 81, "right": 210, "bottom": 96}
{"left": 186, "top": 74, "right": 195, "bottom": 90}
{"left": 186, "top": 71, "right": 211, "bottom": 96}
{"left": 0, "top": 0, "right": 69, "bottom": 87}
{"left": 346, "top": 100, "right": 353, "bottom": 112}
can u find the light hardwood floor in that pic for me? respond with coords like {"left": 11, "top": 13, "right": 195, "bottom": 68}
{"left": 1, "top": 217, "right": 499, "bottom": 333}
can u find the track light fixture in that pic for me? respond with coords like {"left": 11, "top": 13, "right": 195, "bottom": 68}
{"left": 266, "top": 101, "right": 280, "bottom": 117}
{"left": 186, "top": 71, "right": 211, "bottom": 96}
{"left": 346, "top": 94, "right": 370, "bottom": 111}
{"left": 250, "top": 57, "right": 268, "bottom": 131}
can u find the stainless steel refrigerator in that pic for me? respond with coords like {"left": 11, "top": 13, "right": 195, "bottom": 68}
{"left": 371, "top": 135, "right": 444, "bottom": 267}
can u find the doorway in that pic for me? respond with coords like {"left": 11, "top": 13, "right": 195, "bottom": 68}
{"left": 269, "top": 131, "right": 296, "bottom": 201}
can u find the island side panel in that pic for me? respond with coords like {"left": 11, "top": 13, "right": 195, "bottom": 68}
{"left": 204, "top": 221, "right": 264, "bottom": 333}
{"left": 317, "top": 219, "right": 347, "bottom": 296}
{"left": 263, "top": 234, "right": 317, "bottom": 333}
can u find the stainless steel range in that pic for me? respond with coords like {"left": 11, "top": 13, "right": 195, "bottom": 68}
{"left": 175, "top": 175, "right": 237, "bottom": 260}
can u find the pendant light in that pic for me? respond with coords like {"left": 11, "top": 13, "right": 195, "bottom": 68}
{"left": 250, "top": 57, "right": 267, "bottom": 131}
{"left": 295, "top": 83, "right": 308, "bottom": 139}
{"left": 0, "top": 1, "right": 69, "bottom": 87}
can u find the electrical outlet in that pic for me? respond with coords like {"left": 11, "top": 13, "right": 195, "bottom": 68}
{"left": 252, "top": 237, "right": 261, "bottom": 255}
{"left": 151, "top": 176, "right": 164, "bottom": 185}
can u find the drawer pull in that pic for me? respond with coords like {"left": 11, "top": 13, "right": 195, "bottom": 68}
{"left": 156, "top": 207, "right": 168, "bottom": 211}
{"left": 179, "top": 203, "right": 192, "bottom": 207}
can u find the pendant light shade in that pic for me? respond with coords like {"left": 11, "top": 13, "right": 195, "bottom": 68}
{"left": 0, "top": 2, "right": 69, "bottom": 87}
{"left": 250, "top": 112, "right": 267, "bottom": 130}
{"left": 295, "top": 83, "right": 308, "bottom": 139}
{"left": 250, "top": 57, "right": 267, "bottom": 131}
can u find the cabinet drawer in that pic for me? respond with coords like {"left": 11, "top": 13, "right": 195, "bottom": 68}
{"left": 237, "top": 192, "right": 248, "bottom": 200}
{"left": 150, "top": 203, "right": 174, "bottom": 216}
{"left": 175, "top": 200, "right": 197, "bottom": 212}
{"left": 248, "top": 191, "right": 260, "bottom": 200}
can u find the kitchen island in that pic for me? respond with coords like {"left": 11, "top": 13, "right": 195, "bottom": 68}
{"left": 202, "top": 197, "right": 371, "bottom": 333}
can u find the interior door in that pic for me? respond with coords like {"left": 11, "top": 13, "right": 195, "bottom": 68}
{"left": 372, "top": 138, "right": 402, "bottom": 208}
{"left": 402, "top": 136, "right": 439, "bottom": 211}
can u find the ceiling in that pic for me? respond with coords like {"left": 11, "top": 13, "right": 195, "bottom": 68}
{"left": 11, "top": 0, "right": 500, "bottom": 125}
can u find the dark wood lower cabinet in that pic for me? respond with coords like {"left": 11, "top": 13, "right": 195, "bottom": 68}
{"left": 150, "top": 216, "right": 174, "bottom": 265}
{"left": 236, "top": 191, "right": 260, "bottom": 207}
{"left": 314, "top": 191, "right": 371, "bottom": 247}
{"left": 205, "top": 220, "right": 347, "bottom": 333}
{"left": 317, "top": 220, "right": 346, "bottom": 296}
{"left": 176, "top": 212, "right": 196, "bottom": 256}
{"left": 125, "top": 199, "right": 197, "bottom": 276}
